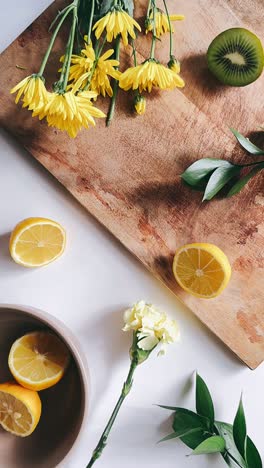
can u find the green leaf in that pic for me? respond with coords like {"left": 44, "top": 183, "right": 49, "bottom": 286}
{"left": 190, "top": 435, "right": 226, "bottom": 455}
{"left": 227, "top": 162, "right": 264, "bottom": 197}
{"left": 203, "top": 165, "right": 240, "bottom": 200}
{"left": 157, "top": 405, "right": 178, "bottom": 411}
{"left": 196, "top": 374, "right": 215, "bottom": 425}
{"left": 215, "top": 421, "right": 247, "bottom": 468}
{"left": 172, "top": 409, "right": 205, "bottom": 434}
{"left": 94, "top": 0, "right": 113, "bottom": 18}
{"left": 158, "top": 406, "right": 209, "bottom": 425}
{"left": 230, "top": 128, "right": 264, "bottom": 155}
{"left": 181, "top": 158, "right": 232, "bottom": 186}
{"left": 159, "top": 428, "right": 202, "bottom": 443}
{"left": 233, "top": 397, "right": 247, "bottom": 458}
{"left": 245, "top": 436, "right": 263, "bottom": 468}
{"left": 181, "top": 430, "right": 209, "bottom": 450}
{"left": 158, "top": 405, "right": 211, "bottom": 449}
{"left": 122, "top": 0, "right": 134, "bottom": 16}
{"left": 172, "top": 409, "right": 211, "bottom": 450}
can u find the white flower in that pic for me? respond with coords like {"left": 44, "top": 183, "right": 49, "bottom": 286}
{"left": 123, "top": 301, "right": 180, "bottom": 355}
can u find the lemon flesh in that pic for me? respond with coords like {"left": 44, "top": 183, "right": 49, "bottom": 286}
{"left": 8, "top": 332, "right": 70, "bottom": 391}
{"left": 9, "top": 217, "right": 66, "bottom": 267}
{"left": 173, "top": 243, "right": 231, "bottom": 299}
{"left": 0, "top": 382, "right": 41, "bottom": 437}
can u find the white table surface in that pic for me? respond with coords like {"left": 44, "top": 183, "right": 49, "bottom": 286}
{"left": 0, "top": 1, "right": 263, "bottom": 467}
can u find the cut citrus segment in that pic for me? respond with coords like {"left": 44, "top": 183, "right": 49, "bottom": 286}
{"left": 8, "top": 331, "right": 70, "bottom": 391}
{"left": 173, "top": 243, "right": 231, "bottom": 299}
{"left": 9, "top": 217, "right": 66, "bottom": 267}
{"left": 0, "top": 382, "right": 41, "bottom": 437}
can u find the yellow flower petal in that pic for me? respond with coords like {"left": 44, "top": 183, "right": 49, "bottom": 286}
{"left": 93, "top": 9, "right": 141, "bottom": 45}
{"left": 119, "top": 60, "right": 184, "bottom": 93}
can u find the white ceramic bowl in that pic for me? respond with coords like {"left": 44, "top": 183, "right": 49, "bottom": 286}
{"left": 0, "top": 303, "right": 90, "bottom": 468}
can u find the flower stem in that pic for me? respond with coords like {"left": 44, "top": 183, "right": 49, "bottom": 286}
{"left": 146, "top": 0, "right": 152, "bottom": 17}
{"left": 131, "top": 39, "right": 137, "bottom": 67}
{"left": 38, "top": 4, "right": 75, "bottom": 76}
{"left": 62, "top": 6, "right": 78, "bottom": 91}
{"left": 106, "top": 35, "right": 121, "bottom": 127}
{"left": 163, "top": 0, "right": 173, "bottom": 58}
{"left": 54, "top": 0, "right": 78, "bottom": 93}
{"left": 150, "top": 0, "right": 157, "bottom": 59}
{"left": 86, "top": 358, "right": 138, "bottom": 467}
{"left": 87, "top": 0, "right": 95, "bottom": 43}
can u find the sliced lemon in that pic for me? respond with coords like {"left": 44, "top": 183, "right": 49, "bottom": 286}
{"left": 173, "top": 243, "right": 231, "bottom": 299}
{"left": 9, "top": 217, "right": 66, "bottom": 267}
{"left": 0, "top": 381, "right": 41, "bottom": 437}
{"left": 8, "top": 331, "right": 70, "bottom": 391}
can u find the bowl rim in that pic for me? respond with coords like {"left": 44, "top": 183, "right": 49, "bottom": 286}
{"left": 0, "top": 302, "right": 90, "bottom": 468}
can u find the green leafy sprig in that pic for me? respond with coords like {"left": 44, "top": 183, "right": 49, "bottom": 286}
{"left": 159, "top": 373, "right": 262, "bottom": 468}
{"left": 181, "top": 129, "right": 264, "bottom": 201}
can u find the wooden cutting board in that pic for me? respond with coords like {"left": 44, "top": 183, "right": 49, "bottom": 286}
{"left": 0, "top": 0, "right": 263, "bottom": 368}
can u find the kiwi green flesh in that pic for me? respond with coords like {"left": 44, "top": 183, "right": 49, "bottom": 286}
{"left": 207, "top": 28, "right": 264, "bottom": 86}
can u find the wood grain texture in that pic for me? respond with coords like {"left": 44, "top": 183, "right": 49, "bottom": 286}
{"left": 0, "top": 0, "right": 263, "bottom": 368}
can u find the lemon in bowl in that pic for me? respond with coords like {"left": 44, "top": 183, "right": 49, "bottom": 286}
{"left": 0, "top": 381, "right": 41, "bottom": 437}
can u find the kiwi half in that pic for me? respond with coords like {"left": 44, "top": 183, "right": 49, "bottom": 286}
{"left": 207, "top": 28, "right": 264, "bottom": 86}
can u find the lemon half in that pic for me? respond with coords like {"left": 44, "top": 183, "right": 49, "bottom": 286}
{"left": 173, "top": 243, "right": 231, "bottom": 299}
{"left": 8, "top": 331, "right": 70, "bottom": 391}
{"left": 0, "top": 382, "right": 41, "bottom": 437}
{"left": 9, "top": 217, "right": 66, "bottom": 267}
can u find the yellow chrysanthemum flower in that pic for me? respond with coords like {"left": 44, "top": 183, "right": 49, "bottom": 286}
{"left": 146, "top": 10, "right": 184, "bottom": 38}
{"left": 93, "top": 9, "right": 141, "bottom": 46}
{"left": 119, "top": 59, "right": 185, "bottom": 93}
{"left": 10, "top": 74, "right": 49, "bottom": 112}
{"left": 67, "top": 42, "right": 94, "bottom": 82}
{"left": 45, "top": 91, "right": 105, "bottom": 137}
{"left": 33, "top": 90, "right": 105, "bottom": 138}
{"left": 134, "top": 95, "right": 146, "bottom": 115}
{"left": 91, "top": 49, "right": 120, "bottom": 97}
{"left": 70, "top": 48, "right": 120, "bottom": 98}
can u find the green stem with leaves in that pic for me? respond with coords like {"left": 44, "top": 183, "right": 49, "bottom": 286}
{"left": 163, "top": 0, "right": 173, "bottom": 58}
{"left": 86, "top": 358, "right": 138, "bottom": 467}
{"left": 38, "top": 4, "right": 75, "bottom": 76}
{"left": 106, "top": 35, "right": 121, "bottom": 127}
